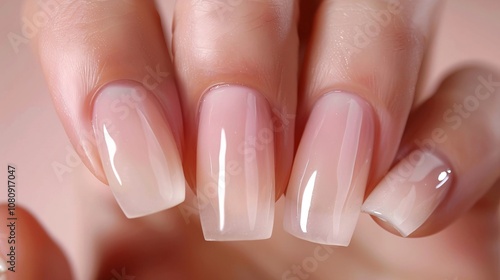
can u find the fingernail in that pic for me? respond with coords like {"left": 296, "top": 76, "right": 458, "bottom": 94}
{"left": 92, "top": 81, "right": 185, "bottom": 218}
{"left": 284, "top": 92, "right": 374, "bottom": 246}
{"left": 362, "top": 150, "right": 452, "bottom": 237}
{"left": 197, "top": 85, "right": 275, "bottom": 241}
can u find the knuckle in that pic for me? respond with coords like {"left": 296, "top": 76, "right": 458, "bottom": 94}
{"left": 323, "top": 0, "right": 424, "bottom": 54}
{"left": 175, "top": 0, "right": 294, "bottom": 70}
{"left": 182, "top": 0, "right": 292, "bottom": 38}
{"left": 313, "top": 0, "right": 425, "bottom": 98}
{"left": 36, "top": 0, "right": 142, "bottom": 43}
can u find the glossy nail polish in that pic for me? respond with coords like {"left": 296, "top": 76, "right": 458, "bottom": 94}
{"left": 197, "top": 85, "right": 275, "bottom": 241}
{"left": 284, "top": 92, "right": 374, "bottom": 246}
{"left": 362, "top": 150, "right": 452, "bottom": 237}
{"left": 92, "top": 81, "right": 185, "bottom": 218}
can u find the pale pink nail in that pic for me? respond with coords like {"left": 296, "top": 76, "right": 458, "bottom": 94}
{"left": 92, "top": 81, "right": 185, "bottom": 218}
{"left": 362, "top": 150, "right": 452, "bottom": 237}
{"left": 197, "top": 85, "right": 275, "bottom": 241}
{"left": 284, "top": 92, "right": 374, "bottom": 246}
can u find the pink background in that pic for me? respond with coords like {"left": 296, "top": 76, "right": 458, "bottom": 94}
{"left": 1, "top": 0, "right": 499, "bottom": 279}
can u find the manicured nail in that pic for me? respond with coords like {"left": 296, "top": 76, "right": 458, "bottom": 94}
{"left": 197, "top": 85, "right": 275, "bottom": 241}
{"left": 362, "top": 150, "right": 452, "bottom": 237}
{"left": 284, "top": 92, "right": 374, "bottom": 246}
{"left": 92, "top": 81, "right": 185, "bottom": 218}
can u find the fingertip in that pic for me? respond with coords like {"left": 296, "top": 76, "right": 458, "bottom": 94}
{"left": 29, "top": 0, "right": 187, "bottom": 215}
{"left": 363, "top": 67, "right": 500, "bottom": 238}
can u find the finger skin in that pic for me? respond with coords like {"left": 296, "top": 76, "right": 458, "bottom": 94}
{"left": 25, "top": 0, "right": 184, "bottom": 184}
{"left": 300, "top": 0, "right": 435, "bottom": 184}
{"left": 172, "top": 0, "right": 299, "bottom": 240}
{"left": 173, "top": 0, "right": 299, "bottom": 197}
{"left": 284, "top": 0, "right": 438, "bottom": 245}
{"left": 364, "top": 68, "right": 500, "bottom": 237}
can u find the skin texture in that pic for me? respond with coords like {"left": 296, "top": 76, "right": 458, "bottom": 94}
{"left": 0, "top": 0, "right": 498, "bottom": 279}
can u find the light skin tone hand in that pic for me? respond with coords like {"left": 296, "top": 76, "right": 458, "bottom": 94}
{"left": 3, "top": 0, "right": 498, "bottom": 279}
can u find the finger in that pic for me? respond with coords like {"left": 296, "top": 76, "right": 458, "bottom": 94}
{"left": 26, "top": 0, "right": 186, "bottom": 217}
{"left": 284, "top": 0, "right": 439, "bottom": 246}
{"left": 0, "top": 205, "right": 72, "bottom": 279}
{"left": 172, "top": 0, "right": 299, "bottom": 240}
{"left": 362, "top": 68, "right": 500, "bottom": 237}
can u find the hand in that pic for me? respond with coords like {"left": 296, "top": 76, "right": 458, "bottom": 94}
{"left": 6, "top": 0, "right": 498, "bottom": 279}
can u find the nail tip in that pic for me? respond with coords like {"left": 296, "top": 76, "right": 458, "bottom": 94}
{"left": 202, "top": 229, "right": 273, "bottom": 241}
{"left": 363, "top": 209, "right": 412, "bottom": 237}
{"left": 284, "top": 222, "right": 353, "bottom": 247}
{"left": 322, "top": 239, "right": 351, "bottom": 247}
{"left": 203, "top": 236, "right": 272, "bottom": 242}
{"left": 120, "top": 193, "right": 185, "bottom": 219}
{"left": 201, "top": 216, "right": 274, "bottom": 241}
{"left": 285, "top": 230, "right": 351, "bottom": 247}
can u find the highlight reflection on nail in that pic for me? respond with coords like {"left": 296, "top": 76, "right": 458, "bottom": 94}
{"left": 300, "top": 170, "right": 317, "bottom": 233}
{"left": 284, "top": 92, "right": 374, "bottom": 246}
{"left": 197, "top": 85, "right": 275, "bottom": 241}
{"left": 93, "top": 81, "right": 185, "bottom": 218}
{"left": 362, "top": 150, "right": 453, "bottom": 237}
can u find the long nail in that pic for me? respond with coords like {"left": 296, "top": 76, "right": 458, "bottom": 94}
{"left": 197, "top": 85, "right": 275, "bottom": 241}
{"left": 92, "top": 81, "right": 185, "bottom": 218}
{"left": 284, "top": 92, "right": 374, "bottom": 246}
{"left": 362, "top": 150, "right": 452, "bottom": 237}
